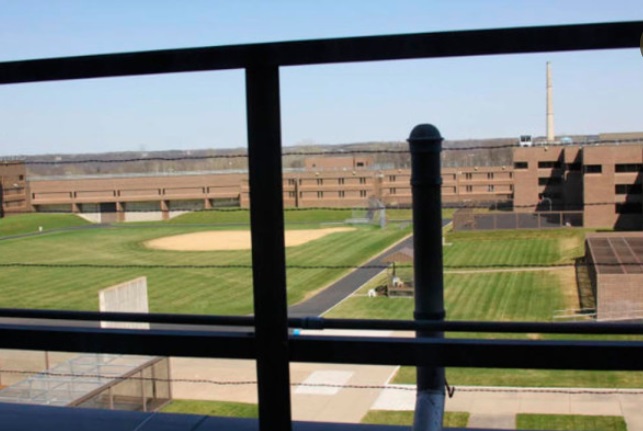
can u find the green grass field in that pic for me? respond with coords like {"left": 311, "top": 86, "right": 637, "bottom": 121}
{"left": 443, "top": 228, "right": 586, "bottom": 268}
{"left": 161, "top": 399, "right": 258, "bottom": 418}
{"left": 0, "top": 213, "right": 409, "bottom": 314}
{"left": 326, "top": 271, "right": 568, "bottom": 322}
{"left": 361, "top": 410, "right": 469, "bottom": 427}
{"left": 516, "top": 414, "right": 627, "bottom": 431}
{"left": 327, "top": 228, "right": 587, "bottom": 322}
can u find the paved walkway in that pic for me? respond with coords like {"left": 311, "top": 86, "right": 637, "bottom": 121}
{"left": 172, "top": 353, "right": 643, "bottom": 428}
{"left": 288, "top": 236, "right": 413, "bottom": 317}
{"left": 289, "top": 219, "right": 450, "bottom": 317}
{"left": 171, "top": 357, "right": 398, "bottom": 423}
{"left": 373, "top": 383, "right": 643, "bottom": 429}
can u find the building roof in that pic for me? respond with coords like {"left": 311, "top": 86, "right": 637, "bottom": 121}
{"left": 0, "top": 354, "right": 157, "bottom": 407}
{"left": 587, "top": 233, "right": 643, "bottom": 275}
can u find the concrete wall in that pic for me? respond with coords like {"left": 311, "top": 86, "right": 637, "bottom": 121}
{"left": 596, "top": 273, "right": 643, "bottom": 321}
{"left": 99, "top": 277, "right": 149, "bottom": 329}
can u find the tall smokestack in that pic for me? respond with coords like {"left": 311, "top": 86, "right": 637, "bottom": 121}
{"left": 546, "top": 61, "right": 555, "bottom": 143}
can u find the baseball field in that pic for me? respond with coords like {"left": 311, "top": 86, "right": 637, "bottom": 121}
{"left": 0, "top": 211, "right": 410, "bottom": 314}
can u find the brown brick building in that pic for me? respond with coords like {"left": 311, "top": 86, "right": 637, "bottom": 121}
{"left": 28, "top": 173, "right": 244, "bottom": 222}
{"left": 513, "top": 143, "right": 643, "bottom": 229}
{"left": 0, "top": 161, "right": 29, "bottom": 217}
{"left": 2, "top": 142, "right": 642, "bottom": 229}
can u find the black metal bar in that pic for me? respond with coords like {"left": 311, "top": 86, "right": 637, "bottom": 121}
{"left": 0, "top": 324, "right": 256, "bottom": 358}
{"left": 0, "top": 22, "right": 641, "bottom": 84}
{"left": 0, "top": 308, "right": 255, "bottom": 326}
{"left": 307, "top": 317, "right": 643, "bottom": 335}
{"left": 0, "top": 308, "right": 640, "bottom": 335}
{"left": 0, "top": 324, "right": 641, "bottom": 371}
{"left": 245, "top": 65, "right": 292, "bottom": 431}
{"left": 291, "top": 335, "right": 643, "bottom": 371}
{"left": 408, "top": 125, "right": 445, "bottom": 430}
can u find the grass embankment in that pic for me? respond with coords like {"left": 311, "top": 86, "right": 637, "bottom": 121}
{"left": 361, "top": 410, "right": 469, "bottom": 427}
{"left": 327, "top": 228, "right": 643, "bottom": 388}
{"left": 0, "top": 213, "right": 89, "bottom": 237}
{"left": 516, "top": 414, "right": 627, "bottom": 431}
{"left": 167, "top": 208, "right": 356, "bottom": 226}
{"left": 152, "top": 207, "right": 453, "bottom": 226}
{"left": 0, "top": 213, "right": 410, "bottom": 314}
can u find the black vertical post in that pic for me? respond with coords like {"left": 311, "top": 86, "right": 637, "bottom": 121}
{"left": 245, "top": 65, "right": 292, "bottom": 431}
{"left": 408, "top": 124, "right": 446, "bottom": 431}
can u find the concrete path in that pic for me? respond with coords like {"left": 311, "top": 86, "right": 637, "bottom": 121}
{"left": 373, "top": 383, "right": 643, "bottom": 429}
{"left": 289, "top": 219, "right": 451, "bottom": 318}
{"left": 171, "top": 357, "right": 399, "bottom": 423}
{"left": 287, "top": 236, "right": 412, "bottom": 318}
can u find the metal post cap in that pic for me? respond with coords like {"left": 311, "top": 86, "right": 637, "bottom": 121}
{"left": 407, "top": 124, "right": 443, "bottom": 143}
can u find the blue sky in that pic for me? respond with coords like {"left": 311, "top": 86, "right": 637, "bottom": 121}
{"left": 0, "top": 1, "right": 641, "bottom": 156}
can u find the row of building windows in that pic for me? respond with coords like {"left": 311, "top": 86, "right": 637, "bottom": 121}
{"left": 289, "top": 172, "right": 517, "bottom": 186}
{"left": 615, "top": 202, "right": 643, "bottom": 214}
{"left": 516, "top": 161, "right": 582, "bottom": 171}
{"left": 538, "top": 177, "right": 562, "bottom": 186}
{"left": 615, "top": 164, "right": 643, "bottom": 173}
{"left": 583, "top": 164, "right": 643, "bottom": 174}
{"left": 288, "top": 190, "right": 369, "bottom": 198}
{"left": 462, "top": 185, "right": 513, "bottom": 192}
{"left": 516, "top": 163, "right": 642, "bottom": 174}
{"left": 287, "top": 185, "right": 514, "bottom": 198}
{"left": 463, "top": 172, "right": 512, "bottom": 180}
{"left": 615, "top": 184, "right": 643, "bottom": 194}
{"left": 538, "top": 161, "right": 563, "bottom": 169}
{"left": 287, "top": 177, "right": 368, "bottom": 186}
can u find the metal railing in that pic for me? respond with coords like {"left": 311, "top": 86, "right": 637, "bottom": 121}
{"left": 1, "top": 20, "right": 643, "bottom": 431}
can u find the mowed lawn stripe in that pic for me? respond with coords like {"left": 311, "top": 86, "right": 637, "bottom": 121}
{"left": 443, "top": 238, "right": 560, "bottom": 268}
{"left": 327, "top": 271, "right": 565, "bottom": 322}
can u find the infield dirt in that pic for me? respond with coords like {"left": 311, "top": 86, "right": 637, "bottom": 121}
{"left": 145, "top": 227, "right": 356, "bottom": 251}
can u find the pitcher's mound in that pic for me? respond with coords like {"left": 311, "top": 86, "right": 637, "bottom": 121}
{"left": 145, "top": 227, "right": 356, "bottom": 251}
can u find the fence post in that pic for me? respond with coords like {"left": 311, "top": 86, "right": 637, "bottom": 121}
{"left": 408, "top": 124, "right": 445, "bottom": 431}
